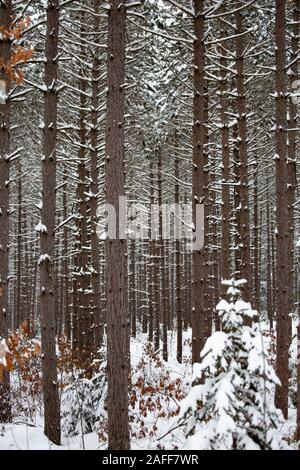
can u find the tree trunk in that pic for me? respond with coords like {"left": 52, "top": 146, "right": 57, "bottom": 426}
{"left": 0, "top": 0, "right": 12, "bottom": 424}
{"left": 192, "top": 0, "right": 209, "bottom": 364}
{"left": 253, "top": 168, "right": 260, "bottom": 311}
{"left": 62, "top": 168, "right": 70, "bottom": 340}
{"left": 106, "top": 0, "right": 130, "bottom": 450}
{"left": 287, "top": 0, "right": 299, "bottom": 321}
{"left": 130, "top": 240, "right": 137, "bottom": 337}
{"left": 16, "top": 159, "right": 22, "bottom": 328}
{"left": 158, "top": 148, "right": 168, "bottom": 361}
{"left": 90, "top": 0, "right": 103, "bottom": 351}
{"left": 74, "top": 13, "right": 91, "bottom": 364}
{"left": 175, "top": 157, "right": 182, "bottom": 363}
{"left": 266, "top": 181, "right": 273, "bottom": 330}
{"left": 39, "top": 0, "right": 61, "bottom": 445}
{"left": 234, "top": 3, "right": 252, "bottom": 303}
{"left": 274, "top": 0, "right": 289, "bottom": 419}
{"left": 219, "top": 3, "right": 231, "bottom": 285}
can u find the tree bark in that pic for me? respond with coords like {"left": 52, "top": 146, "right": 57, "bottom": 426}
{"left": 62, "top": 168, "right": 70, "bottom": 340}
{"left": 287, "top": 0, "right": 299, "bottom": 321}
{"left": 234, "top": 3, "right": 252, "bottom": 303}
{"left": 297, "top": 260, "right": 300, "bottom": 442}
{"left": 106, "top": 0, "right": 130, "bottom": 450}
{"left": 192, "top": 0, "right": 209, "bottom": 364}
{"left": 158, "top": 148, "right": 168, "bottom": 361}
{"left": 219, "top": 3, "right": 231, "bottom": 285}
{"left": 266, "top": 180, "right": 273, "bottom": 330}
{"left": 253, "top": 168, "right": 260, "bottom": 311}
{"left": 274, "top": 0, "right": 289, "bottom": 419}
{"left": 74, "top": 12, "right": 91, "bottom": 364}
{"left": 175, "top": 157, "right": 182, "bottom": 363}
{"left": 39, "top": 0, "right": 61, "bottom": 445}
{"left": 16, "top": 160, "right": 22, "bottom": 328}
{"left": 0, "top": 0, "right": 12, "bottom": 424}
{"left": 90, "top": 0, "right": 103, "bottom": 351}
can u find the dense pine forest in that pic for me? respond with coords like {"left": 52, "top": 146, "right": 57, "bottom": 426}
{"left": 0, "top": 0, "right": 300, "bottom": 452}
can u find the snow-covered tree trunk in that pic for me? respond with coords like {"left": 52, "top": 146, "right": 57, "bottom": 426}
{"left": 253, "top": 166, "right": 260, "bottom": 311}
{"left": 297, "top": 274, "right": 300, "bottom": 443}
{"left": 287, "top": 0, "right": 299, "bottom": 323}
{"left": 62, "top": 168, "right": 70, "bottom": 340}
{"left": 175, "top": 156, "right": 182, "bottom": 363}
{"left": 219, "top": 2, "right": 231, "bottom": 285}
{"left": 234, "top": 2, "right": 252, "bottom": 305}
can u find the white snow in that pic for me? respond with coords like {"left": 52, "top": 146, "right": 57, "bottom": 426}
{"left": 0, "top": 339, "right": 9, "bottom": 367}
{"left": 35, "top": 221, "right": 48, "bottom": 234}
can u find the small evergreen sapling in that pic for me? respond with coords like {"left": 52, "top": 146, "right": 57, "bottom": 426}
{"left": 180, "top": 279, "right": 286, "bottom": 450}
{"left": 61, "top": 361, "right": 107, "bottom": 437}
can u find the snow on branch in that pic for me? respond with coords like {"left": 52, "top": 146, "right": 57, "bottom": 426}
{"left": 35, "top": 221, "right": 48, "bottom": 234}
{"left": 165, "top": 0, "right": 194, "bottom": 18}
{"left": 0, "top": 339, "right": 9, "bottom": 368}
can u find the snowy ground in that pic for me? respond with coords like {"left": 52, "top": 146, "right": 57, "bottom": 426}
{"left": 0, "top": 423, "right": 99, "bottom": 450}
{"left": 0, "top": 329, "right": 298, "bottom": 450}
{"left": 0, "top": 414, "right": 296, "bottom": 451}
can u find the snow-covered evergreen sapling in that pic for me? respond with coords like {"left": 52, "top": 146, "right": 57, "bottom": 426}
{"left": 61, "top": 361, "right": 107, "bottom": 437}
{"left": 180, "top": 279, "right": 286, "bottom": 450}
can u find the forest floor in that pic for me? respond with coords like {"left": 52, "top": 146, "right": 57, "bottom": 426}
{"left": 0, "top": 411, "right": 296, "bottom": 450}
{"left": 0, "top": 328, "right": 298, "bottom": 450}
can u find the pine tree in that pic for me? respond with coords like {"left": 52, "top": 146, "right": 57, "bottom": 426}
{"left": 106, "top": 0, "right": 130, "bottom": 450}
{"left": 192, "top": 0, "right": 210, "bottom": 365}
{"left": 39, "top": 0, "right": 61, "bottom": 445}
{"left": 274, "top": 0, "right": 290, "bottom": 419}
{"left": 0, "top": 0, "right": 12, "bottom": 425}
{"left": 180, "top": 279, "right": 286, "bottom": 450}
